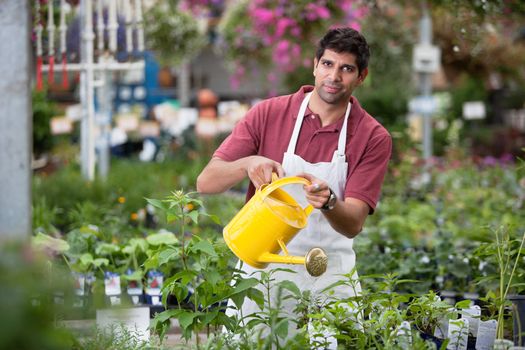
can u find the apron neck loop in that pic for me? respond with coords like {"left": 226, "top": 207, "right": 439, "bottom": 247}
{"left": 287, "top": 91, "right": 352, "bottom": 157}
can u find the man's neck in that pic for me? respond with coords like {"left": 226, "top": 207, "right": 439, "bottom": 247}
{"left": 308, "top": 91, "right": 350, "bottom": 127}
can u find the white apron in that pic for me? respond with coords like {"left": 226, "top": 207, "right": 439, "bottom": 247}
{"left": 226, "top": 92, "right": 361, "bottom": 331}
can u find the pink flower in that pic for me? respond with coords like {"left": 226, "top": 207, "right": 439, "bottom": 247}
{"left": 305, "top": 3, "right": 331, "bottom": 21}
{"left": 275, "top": 18, "right": 295, "bottom": 38}
{"left": 250, "top": 8, "right": 275, "bottom": 25}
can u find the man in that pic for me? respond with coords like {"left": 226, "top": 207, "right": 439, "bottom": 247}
{"left": 197, "top": 27, "right": 391, "bottom": 325}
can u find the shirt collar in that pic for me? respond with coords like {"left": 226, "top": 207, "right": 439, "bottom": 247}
{"left": 293, "top": 85, "right": 364, "bottom": 135}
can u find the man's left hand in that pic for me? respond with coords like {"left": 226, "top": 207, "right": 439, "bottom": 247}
{"left": 298, "top": 173, "right": 332, "bottom": 209}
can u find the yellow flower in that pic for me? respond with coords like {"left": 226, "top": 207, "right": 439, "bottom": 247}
{"left": 185, "top": 203, "right": 194, "bottom": 211}
{"left": 118, "top": 196, "right": 126, "bottom": 204}
{"left": 130, "top": 212, "right": 138, "bottom": 221}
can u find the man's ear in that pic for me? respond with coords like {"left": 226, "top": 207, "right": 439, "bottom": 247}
{"left": 313, "top": 58, "right": 318, "bottom": 76}
{"left": 358, "top": 68, "right": 369, "bottom": 84}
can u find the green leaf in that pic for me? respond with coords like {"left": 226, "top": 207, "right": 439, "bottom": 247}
{"left": 167, "top": 212, "right": 180, "bottom": 223}
{"left": 145, "top": 198, "right": 166, "bottom": 211}
{"left": 154, "top": 309, "right": 183, "bottom": 323}
{"left": 192, "top": 240, "right": 217, "bottom": 257}
{"left": 455, "top": 299, "right": 473, "bottom": 309}
{"left": 144, "top": 254, "right": 159, "bottom": 270}
{"left": 95, "top": 242, "right": 121, "bottom": 255}
{"left": 275, "top": 319, "right": 289, "bottom": 339}
{"left": 147, "top": 231, "right": 178, "bottom": 246}
{"left": 79, "top": 253, "right": 94, "bottom": 266}
{"left": 178, "top": 310, "right": 200, "bottom": 330}
{"left": 203, "top": 270, "right": 222, "bottom": 287}
{"left": 32, "top": 232, "right": 70, "bottom": 253}
{"left": 121, "top": 270, "right": 143, "bottom": 281}
{"left": 199, "top": 309, "right": 219, "bottom": 326}
{"left": 187, "top": 210, "right": 199, "bottom": 224}
{"left": 158, "top": 247, "right": 180, "bottom": 266}
{"left": 93, "top": 258, "right": 109, "bottom": 267}
{"left": 277, "top": 280, "right": 301, "bottom": 298}
{"left": 173, "top": 270, "right": 198, "bottom": 285}
{"left": 207, "top": 214, "right": 221, "bottom": 225}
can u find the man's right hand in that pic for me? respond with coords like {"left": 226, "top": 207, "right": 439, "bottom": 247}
{"left": 245, "top": 156, "right": 284, "bottom": 188}
{"left": 196, "top": 156, "right": 284, "bottom": 194}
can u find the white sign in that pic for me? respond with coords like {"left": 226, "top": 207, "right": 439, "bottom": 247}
{"left": 409, "top": 95, "right": 437, "bottom": 115}
{"left": 463, "top": 101, "right": 486, "bottom": 120}
{"left": 413, "top": 44, "right": 441, "bottom": 73}
{"left": 96, "top": 307, "right": 150, "bottom": 342}
{"left": 51, "top": 116, "right": 73, "bottom": 135}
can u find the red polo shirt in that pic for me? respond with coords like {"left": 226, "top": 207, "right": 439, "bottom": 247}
{"left": 213, "top": 85, "right": 392, "bottom": 213}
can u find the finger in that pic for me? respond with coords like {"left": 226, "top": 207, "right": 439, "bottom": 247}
{"left": 276, "top": 164, "right": 285, "bottom": 178}
{"left": 262, "top": 167, "right": 273, "bottom": 184}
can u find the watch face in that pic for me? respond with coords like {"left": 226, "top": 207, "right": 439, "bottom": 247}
{"left": 328, "top": 192, "right": 337, "bottom": 209}
{"left": 323, "top": 189, "right": 337, "bottom": 210}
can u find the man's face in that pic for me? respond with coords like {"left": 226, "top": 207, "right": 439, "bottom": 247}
{"left": 313, "top": 49, "right": 368, "bottom": 105}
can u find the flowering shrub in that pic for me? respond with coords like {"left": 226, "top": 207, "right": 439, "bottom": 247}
{"left": 217, "top": 0, "right": 367, "bottom": 91}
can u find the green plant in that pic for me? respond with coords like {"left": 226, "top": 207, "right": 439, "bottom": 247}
{"left": 475, "top": 226, "right": 525, "bottom": 339}
{"left": 145, "top": 190, "right": 263, "bottom": 346}
{"left": 0, "top": 243, "right": 76, "bottom": 350}
{"left": 32, "top": 89, "right": 58, "bottom": 155}
{"left": 145, "top": 1, "right": 207, "bottom": 66}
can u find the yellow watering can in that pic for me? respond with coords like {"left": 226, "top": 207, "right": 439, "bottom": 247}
{"left": 223, "top": 174, "right": 328, "bottom": 277}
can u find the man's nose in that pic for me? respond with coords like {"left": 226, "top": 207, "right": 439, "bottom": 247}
{"left": 329, "top": 68, "right": 342, "bottom": 81}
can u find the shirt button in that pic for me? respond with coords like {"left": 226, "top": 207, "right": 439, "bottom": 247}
{"left": 311, "top": 115, "right": 315, "bottom": 119}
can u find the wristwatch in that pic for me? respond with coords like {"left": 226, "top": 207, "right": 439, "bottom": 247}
{"left": 321, "top": 188, "right": 337, "bottom": 211}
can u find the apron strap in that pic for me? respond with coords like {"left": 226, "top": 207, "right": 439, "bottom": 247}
{"left": 287, "top": 91, "right": 352, "bottom": 158}
{"left": 287, "top": 92, "right": 312, "bottom": 154}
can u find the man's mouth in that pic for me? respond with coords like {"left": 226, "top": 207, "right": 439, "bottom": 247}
{"left": 323, "top": 84, "right": 341, "bottom": 94}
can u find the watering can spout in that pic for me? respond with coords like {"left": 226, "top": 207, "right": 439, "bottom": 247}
{"left": 259, "top": 252, "right": 305, "bottom": 265}
{"left": 258, "top": 247, "right": 328, "bottom": 277}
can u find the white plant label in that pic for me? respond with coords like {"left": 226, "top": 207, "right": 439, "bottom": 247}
{"left": 447, "top": 318, "right": 469, "bottom": 350}
{"left": 104, "top": 273, "right": 122, "bottom": 296}
{"left": 396, "top": 321, "right": 412, "bottom": 348}
{"left": 462, "top": 305, "right": 481, "bottom": 336}
{"left": 475, "top": 319, "right": 497, "bottom": 350}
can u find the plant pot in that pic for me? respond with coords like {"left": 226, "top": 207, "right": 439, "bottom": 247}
{"left": 508, "top": 294, "right": 525, "bottom": 346}
{"left": 419, "top": 332, "right": 444, "bottom": 348}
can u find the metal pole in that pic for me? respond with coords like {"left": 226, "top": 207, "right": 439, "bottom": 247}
{"left": 178, "top": 60, "right": 191, "bottom": 107}
{"left": 81, "top": 0, "right": 96, "bottom": 180}
{"left": 97, "top": 57, "right": 113, "bottom": 179}
{"left": 420, "top": 2, "right": 433, "bottom": 168}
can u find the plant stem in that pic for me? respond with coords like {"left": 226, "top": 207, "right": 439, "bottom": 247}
{"left": 503, "top": 232, "right": 525, "bottom": 299}
{"left": 179, "top": 204, "right": 188, "bottom": 270}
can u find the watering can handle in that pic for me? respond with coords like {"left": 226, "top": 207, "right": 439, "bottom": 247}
{"left": 260, "top": 173, "right": 314, "bottom": 214}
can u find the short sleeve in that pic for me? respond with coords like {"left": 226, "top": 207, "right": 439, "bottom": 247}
{"left": 345, "top": 133, "right": 392, "bottom": 213}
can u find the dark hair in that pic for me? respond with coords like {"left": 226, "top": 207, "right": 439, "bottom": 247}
{"left": 316, "top": 27, "right": 370, "bottom": 75}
